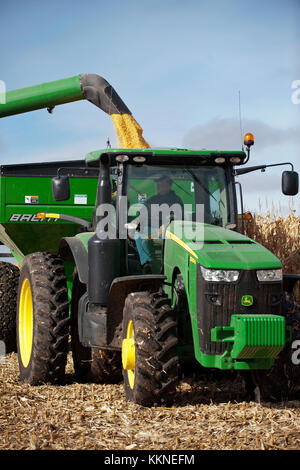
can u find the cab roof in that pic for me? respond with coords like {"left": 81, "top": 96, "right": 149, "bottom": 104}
{"left": 86, "top": 148, "right": 247, "bottom": 167}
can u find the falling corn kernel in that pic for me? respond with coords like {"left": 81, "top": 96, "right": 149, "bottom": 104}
{"left": 110, "top": 114, "right": 150, "bottom": 149}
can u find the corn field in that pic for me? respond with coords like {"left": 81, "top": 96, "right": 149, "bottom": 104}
{"left": 243, "top": 209, "right": 300, "bottom": 302}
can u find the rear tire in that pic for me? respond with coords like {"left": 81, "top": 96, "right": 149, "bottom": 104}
{"left": 71, "top": 274, "right": 122, "bottom": 384}
{"left": 0, "top": 262, "right": 19, "bottom": 353}
{"left": 16, "top": 253, "right": 69, "bottom": 384}
{"left": 122, "top": 291, "right": 179, "bottom": 406}
{"left": 89, "top": 348, "right": 122, "bottom": 384}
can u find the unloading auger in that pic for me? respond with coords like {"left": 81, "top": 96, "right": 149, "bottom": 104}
{"left": 0, "top": 73, "right": 150, "bottom": 148}
{"left": 0, "top": 74, "right": 131, "bottom": 117}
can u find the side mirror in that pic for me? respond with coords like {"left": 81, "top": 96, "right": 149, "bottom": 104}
{"left": 52, "top": 175, "right": 70, "bottom": 201}
{"left": 282, "top": 171, "right": 299, "bottom": 196}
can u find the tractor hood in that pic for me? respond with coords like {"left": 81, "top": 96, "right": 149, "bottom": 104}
{"left": 166, "top": 221, "right": 281, "bottom": 270}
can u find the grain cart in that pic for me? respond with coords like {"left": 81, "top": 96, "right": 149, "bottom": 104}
{"left": 0, "top": 75, "right": 299, "bottom": 406}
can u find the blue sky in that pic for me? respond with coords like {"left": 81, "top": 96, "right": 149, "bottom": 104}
{"left": 1, "top": 0, "right": 299, "bottom": 214}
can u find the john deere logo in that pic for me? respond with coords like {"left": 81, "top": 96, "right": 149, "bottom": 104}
{"left": 241, "top": 295, "right": 253, "bottom": 307}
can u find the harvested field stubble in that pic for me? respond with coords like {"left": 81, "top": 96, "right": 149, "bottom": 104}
{"left": 0, "top": 353, "right": 299, "bottom": 450}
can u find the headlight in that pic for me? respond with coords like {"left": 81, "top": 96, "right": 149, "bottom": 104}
{"left": 256, "top": 269, "right": 283, "bottom": 282}
{"left": 200, "top": 266, "right": 239, "bottom": 283}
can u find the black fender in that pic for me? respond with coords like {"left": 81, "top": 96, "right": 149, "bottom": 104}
{"left": 59, "top": 237, "right": 88, "bottom": 284}
{"left": 106, "top": 275, "right": 166, "bottom": 348}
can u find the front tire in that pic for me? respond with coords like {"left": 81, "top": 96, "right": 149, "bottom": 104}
{"left": 17, "top": 253, "right": 69, "bottom": 384}
{"left": 122, "top": 291, "right": 179, "bottom": 406}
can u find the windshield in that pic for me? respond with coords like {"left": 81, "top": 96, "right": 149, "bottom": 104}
{"left": 126, "top": 165, "right": 229, "bottom": 228}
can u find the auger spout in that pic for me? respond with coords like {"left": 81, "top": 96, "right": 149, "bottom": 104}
{"left": 80, "top": 74, "right": 131, "bottom": 115}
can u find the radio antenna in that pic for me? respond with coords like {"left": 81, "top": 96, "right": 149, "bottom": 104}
{"left": 238, "top": 90, "right": 244, "bottom": 150}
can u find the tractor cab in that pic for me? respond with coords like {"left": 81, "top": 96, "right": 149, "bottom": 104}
{"left": 125, "top": 162, "right": 229, "bottom": 274}
{"left": 85, "top": 148, "right": 247, "bottom": 275}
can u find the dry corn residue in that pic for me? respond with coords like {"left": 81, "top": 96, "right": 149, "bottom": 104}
{"left": 110, "top": 114, "right": 150, "bottom": 148}
{"left": 0, "top": 353, "right": 299, "bottom": 450}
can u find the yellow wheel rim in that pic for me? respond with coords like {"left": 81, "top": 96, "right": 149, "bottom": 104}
{"left": 18, "top": 278, "right": 33, "bottom": 368}
{"left": 122, "top": 320, "right": 135, "bottom": 389}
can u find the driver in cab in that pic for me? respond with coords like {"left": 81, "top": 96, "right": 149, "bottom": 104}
{"left": 134, "top": 175, "right": 184, "bottom": 273}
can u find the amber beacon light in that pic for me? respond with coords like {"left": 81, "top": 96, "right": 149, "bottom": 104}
{"left": 243, "top": 132, "right": 254, "bottom": 164}
{"left": 244, "top": 132, "right": 254, "bottom": 148}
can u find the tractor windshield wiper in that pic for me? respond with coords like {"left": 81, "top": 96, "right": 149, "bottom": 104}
{"left": 184, "top": 169, "right": 225, "bottom": 208}
{"left": 171, "top": 180, "right": 193, "bottom": 198}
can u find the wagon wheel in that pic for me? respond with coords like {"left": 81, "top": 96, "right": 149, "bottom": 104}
{"left": 0, "top": 262, "right": 19, "bottom": 353}
{"left": 17, "top": 252, "right": 69, "bottom": 384}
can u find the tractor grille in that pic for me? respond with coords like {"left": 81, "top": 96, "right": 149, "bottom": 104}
{"left": 196, "top": 265, "right": 283, "bottom": 355}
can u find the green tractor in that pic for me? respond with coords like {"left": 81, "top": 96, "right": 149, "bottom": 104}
{"left": 0, "top": 74, "right": 299, "bottom": 405}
